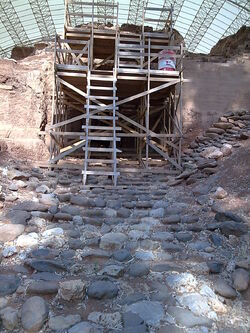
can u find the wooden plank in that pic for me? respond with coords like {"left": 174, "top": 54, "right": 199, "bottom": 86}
{"left": 88, "top": 95, "right": 118, "bottom": 100}
{"left": 118, "top": 44, "right": 145, "bottom": 49}
{"left": 118, "top": 64, "right": 141, "bottom": 68}
{"left": 82, "top": 147, "right": 121, "bottom": 152}
{"left": 144, "top": 32, "right": 171, "bottom": 38}
{"left": 50, "top": 114, "right": 85, "bottom": 129}
{"left": 57, "top": 72, "right": 86, "bottom": 77}
{"left": 89, "top": 75, "right": 114, "bottom": 81}
{"left": 89, "top": 115, "right": 118, "bottom": 120}
{"left": 148, "top": 141, "right": 182, "bottom": 171}
{"left": 85, "top": 136, "right": 120, "bottom": 141}
{"left": 56, "top": 48, "right": 88, "bottom": 55}
{"left": 50, "top": 140, "right": 85, "bottom": 163}
{"left": 118, "top": 53, "right": 146, "bottom": 58}
{"left": 56, "top": 64, "right": 88, "bottom": 71}
{"left": 58, "top": 78, "right": 106, "bottom": 108}
{"left": 58, "top": 77, "right": 87, "bottom": 98}
{"left": 87, "top": 159, "right": 114, "bottom": 163}
{"left": 82, "top": 125, "right": 121, "bottom": 130}
{"left": 118, "top": 133, "right": 179, "bottom": 138}
{"left": 88, "top": 86, "right": 116, "bottom": 91}
{"left": 117, "top": 68, "right": 179, "bottom": 76}
{"left": 84, "top": 171, "right": 119, "bottom": 176}
{"left": 59, "top": 38, "right": 88, "bottom": 44}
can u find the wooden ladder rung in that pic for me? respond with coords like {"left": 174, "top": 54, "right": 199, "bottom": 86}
{"left": 82, "top": 125, "right": 121, "bottom": 130}
{"left": 88, "top": 115, "right": 118, "bottom": 120}
{"left": 118, "top": 64, "right": 141, "bottom": 68}
{"left": 119, "top": 38, "right": 141, "bottom": 42}
{"left": 81, "top": 136, "right": 120, "bottom": 141}
{"left": 86, "top": 159, "right": 115, "bottom": 164}
{"left": 82, "top": 147, "right": 122, "bottom": 152}
{"left": 118, "top": 54, "right": 144, "bottom": 59}
{"left": 90, "top": 75, "right": 115, "bottom": 81}
{"left": 89, "top": 95, "right": 118, "bottom": 100}
{"left": 118, "top": 44, "right": 144, "bottom": 49}
{"left": 82, "top": 170, "right": 120, "bottom": 176}
{"left": 88, "top": 86, "right": 116, "bottom": 91}
{"left": 84, "top": 105, "right": 119, "bottom": 110}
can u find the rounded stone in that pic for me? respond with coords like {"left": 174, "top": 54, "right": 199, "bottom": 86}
{"left": 207, "top": 261, "right": 224, "bottom": 274}
{"left": 128, "top": 263, "right": 150, "bottom": 277}
{"left": 21, "top": 296, "right": 49, "bottom": 333}
{"left": 100, "top": 232, "right": 127, "bottom": 250}
{"left": 175, "top": 232, "right": 193, "bottom": 242}
{"left": 0, "top": 223, "right": 25, "bottom": 242}
{"left": 0, "top": 275, "right": 21, "bottom": 296}
{"left": 232, "top": 269, "right": 249, "bottom": 291}
{"left": 48, "top": 314, "right": 81, "bottom": 331}
{"left": 87, "top": 281, "right": 119, "bottom": 299}
{"left": 213, "top": 279, "right": 237, "bottom": 299}
{"left": 113, "top": 249, "right": 132, "bottom": 262}
{"left": 125, "top": 301, "right": 164, "bottom": 325}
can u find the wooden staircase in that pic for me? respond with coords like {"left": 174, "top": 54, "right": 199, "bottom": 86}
{"left": 82, "top": 71, "right": 121, "bottom": 186}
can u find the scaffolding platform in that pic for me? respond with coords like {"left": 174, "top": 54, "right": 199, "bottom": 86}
{"left": 49, "top": 1, "right": 185, "bottom": 186}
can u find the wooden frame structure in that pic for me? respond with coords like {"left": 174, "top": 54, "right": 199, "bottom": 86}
{"left": 49, "top": 0, "right": 185, "bottom": 186}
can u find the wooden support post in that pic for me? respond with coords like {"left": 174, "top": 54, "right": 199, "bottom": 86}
{"left": 146, "top": 38, "right": 151, "bottom": 168}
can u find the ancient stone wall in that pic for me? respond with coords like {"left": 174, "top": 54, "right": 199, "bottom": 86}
{"left": 182, "top": 56, "right": 250, "bottom": 142}
{"left": 0, "top": 52, "right": 53, "bottom": 160}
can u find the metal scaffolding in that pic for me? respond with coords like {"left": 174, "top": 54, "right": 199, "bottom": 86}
{"left": 222, "top": 0, "right": 250, "bottom": 37}
{"left": 97, "top": 0, "right": 115, "bottom": 24}
{"left": 0, "top": 0, "right": 249, "bottom": 58}
{"left": 156, "top": 0, "right": 185, "bottom": 30}
{"left": 28, "top": 0, "right": 56, "bottom": 39}
{"left": 127, "top": 0, "right": 152, "bottom": 25}
{"left": 184, "top": 0, "right": 225, "bottom": 52}
{"left": 0, "top": 0, "right": 30, "bottom": 46}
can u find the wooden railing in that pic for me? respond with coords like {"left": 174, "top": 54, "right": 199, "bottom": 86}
{"left": 117, "top": 38, "right": 185, "bottom": 72}
{"left": 54, "top": 35, "right": 90, "bottom": 70}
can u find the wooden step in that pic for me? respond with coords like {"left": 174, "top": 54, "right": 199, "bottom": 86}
{"left": 88, "top": 86, "right": 116, "bottom": 91}
{"left": 119, "top": 37, "right": 141, "bottom": 42}
{"left": 118, "top": 64, "right": 141, "bottom": 68}
{"left": 82, "top": 125, "right": 121, "bottom": 130}
{"left": 87, "top": 115, "right": 118, "bottom": 120}
{"left": 84, "top": 105, "right": 119, "bottom": 110}
{"left": 82, "top": 147, "right": 122, "bottom": 152}
{"left": 118, "top": 44, "right": 144, "bottom": 49}
{"left": 118, "top": 53, "right": 144, "bottom": 59}
{"left": 80, "top": 136, "right": 120, "bottom": 141}
{"left": 90, "top": 75, "right": 115, "bottom": 81}
{"left": 86, "top": 159, "right": 115, "bottom": 164}
{"left": 82, "top": 170, "right": 120, "bottom": 176}
{"left": 89, "top": 95, "right": 118, "bottom": 100}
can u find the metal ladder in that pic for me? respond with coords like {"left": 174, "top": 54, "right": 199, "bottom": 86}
{"left": 117, "top": 33, "right": 145, "bottom": 69}
{"left": 82, "top": 71, "right": 121, "bottom": 186}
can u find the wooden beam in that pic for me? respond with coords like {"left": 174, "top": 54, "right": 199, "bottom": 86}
{"left": 50, "top": 140, "right": 86, "bottom": 163}
{"left": 148, "top": 141, "right": 182, "bottom": 171}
